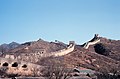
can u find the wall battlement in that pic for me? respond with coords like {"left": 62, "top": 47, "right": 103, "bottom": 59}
{"left": 44, "top": 41, "right": 75, "bottom": 57}
{"left": 82, "top": 34, "right": 100, "bottom": 49}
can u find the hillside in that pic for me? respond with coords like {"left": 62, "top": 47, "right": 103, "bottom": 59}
{"left": 4, "top": 39, "right": 67, "bottom": 54}
{"left": 64, "top": 36, "right": 120, "bottom": 72}
{"left": 0, "top": 35, "right": 120, "bottom": 78}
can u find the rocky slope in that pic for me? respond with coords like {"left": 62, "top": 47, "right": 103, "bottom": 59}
{"left": 0, "top": 36, "right": 120, "bottom": 74}
{"left": 37, "top": 37, "right": 120, "bottom": 73}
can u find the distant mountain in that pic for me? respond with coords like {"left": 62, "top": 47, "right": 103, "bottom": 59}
{"left": 8, "top": 42, "right": 20, "bottom": 49}
{"left": 0, "top": 42, "right": 20, "bottom": 53}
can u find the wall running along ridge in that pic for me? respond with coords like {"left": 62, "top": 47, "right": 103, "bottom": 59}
{"left": 42, "top": 42, "right": 75, "bottom": 57}
{"left": 82, "top": 34, "right": 100, "bottom": 49}
{"left": 0, "top": 41, "right": 75, "bottom": 76}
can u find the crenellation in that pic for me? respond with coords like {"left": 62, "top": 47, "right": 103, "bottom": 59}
{"left": 5, "top": 55, "right": 15, "bottom": 60}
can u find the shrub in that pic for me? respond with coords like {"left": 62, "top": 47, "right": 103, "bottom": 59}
{"left": 94, "top": 43, "right": 110, "bottom": 56}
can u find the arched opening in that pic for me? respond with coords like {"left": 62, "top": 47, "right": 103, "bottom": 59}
{"left": 86, "top": 73, "right": 90, "bottom": 77}
{"left": 22, "top": 64, "right": 27, "bottom": 68}
{"left": 2, "top": 62, "right": 9, "bottom": 67}
{"left": 12, "top": 62, "right": 18, "bottom": 67}
{"left": 40, "top": 51, "right": 43, "bottom": 54}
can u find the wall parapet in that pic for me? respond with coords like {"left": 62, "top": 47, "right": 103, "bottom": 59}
{"left": 81, "top": 34, "right": 100, "bottom": 49}
{"left": 43, "top": 41, "right": 75, "bottom": 57}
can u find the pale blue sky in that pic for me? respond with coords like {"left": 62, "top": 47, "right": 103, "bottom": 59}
{"left": 0, "top": 0, "right": 120, "bottom": 44}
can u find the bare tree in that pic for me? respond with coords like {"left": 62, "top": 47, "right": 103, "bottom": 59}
{"left": 41, "top": 58, "right": 72, "bottom": 79}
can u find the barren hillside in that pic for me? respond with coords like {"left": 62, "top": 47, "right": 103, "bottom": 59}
{"left": 0, "top": 36, "right": 120, "bottom": 75}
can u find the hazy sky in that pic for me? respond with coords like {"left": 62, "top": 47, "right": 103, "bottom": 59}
{"left": 0, "top": 0, "right": 120, "bottom": 44}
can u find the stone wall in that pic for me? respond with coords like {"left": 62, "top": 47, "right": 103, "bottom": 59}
{"left": 8, "top": 41, "right": 75, "bottom": 63}
{"left": 0, "top": 57, "right": 43, "bottom": 76}
{"left": 17, "top": 41, "right": 75, "bottom": 60}
{"left": 38, "top": 41, "right": 75, "bottom": 57}
{"left": 82, "top": 34, "right": 100, "bottom": 49}
{"left": 52, "top": 43, "right": 75, "bottom": 56}
{"left": 0, "top": 41, "right": 75, "bottom": 75}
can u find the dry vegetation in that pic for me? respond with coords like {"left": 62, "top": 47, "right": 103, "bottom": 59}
{"left": 0, "top": 37, "right": 120, "bottom": 79}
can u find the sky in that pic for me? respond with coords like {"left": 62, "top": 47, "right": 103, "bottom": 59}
{"left": 0, "top": 0, "right": 120, "bottom": 44}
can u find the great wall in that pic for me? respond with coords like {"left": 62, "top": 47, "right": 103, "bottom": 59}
{"left": 0, "top": 57, "right": 43, "bottom": 76}
{"left": 81, "top": 34, "right": 100, "bottom": 49}
{"left": 0, "top": 41, "right": 75, "bottom": 76}
{"left": 0, "top": 34, "right": 100, "bottom": 76}
{"left": 43, "top": 41, "right": 75, "bottom": 57}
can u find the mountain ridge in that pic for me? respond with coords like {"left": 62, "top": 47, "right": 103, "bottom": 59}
{"left": 0, "top": 35, "right": 120, "bottom": 75}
